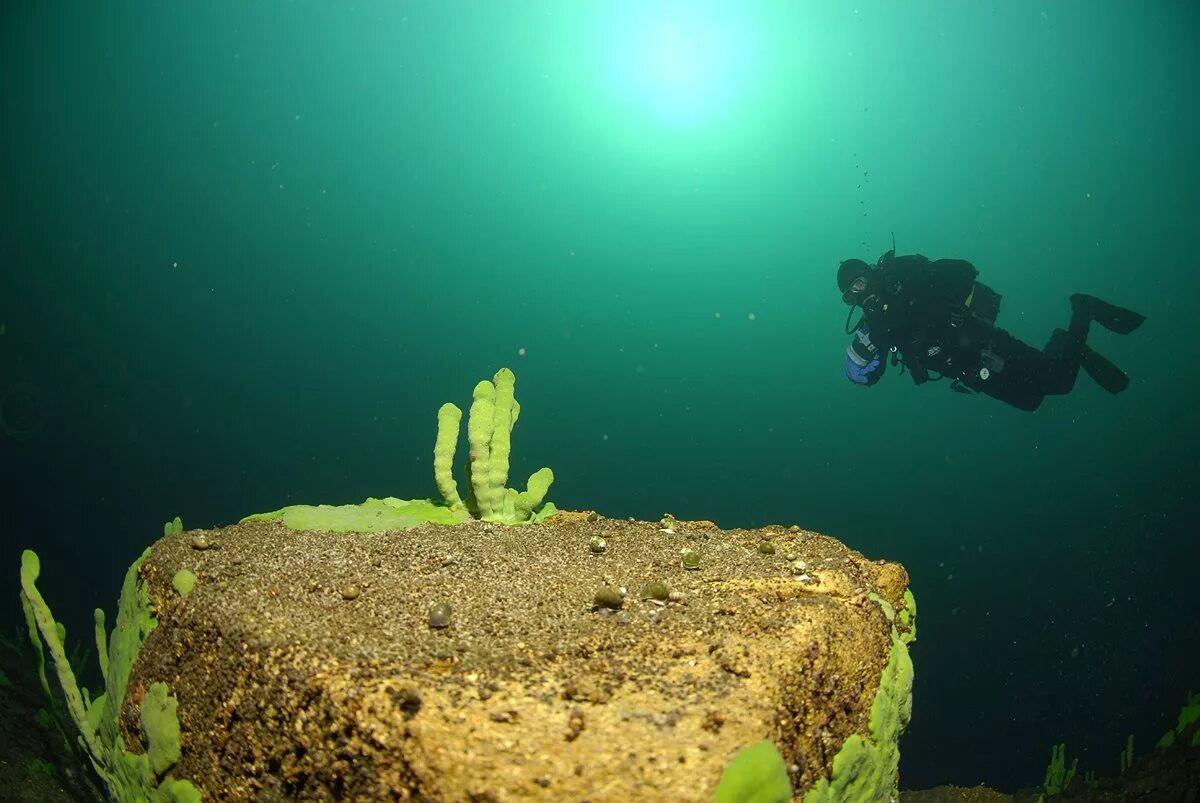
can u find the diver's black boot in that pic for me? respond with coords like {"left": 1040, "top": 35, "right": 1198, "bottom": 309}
{"left": 1070, "top": 294, "right": 1145, "bottom": 335}
{"left": 1079, "top": 346, "right": 1130, "bottom": 394}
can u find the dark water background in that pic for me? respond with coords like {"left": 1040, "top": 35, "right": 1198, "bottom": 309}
{"left": 2, "top": 0, "right": 1198, "bottom": 792}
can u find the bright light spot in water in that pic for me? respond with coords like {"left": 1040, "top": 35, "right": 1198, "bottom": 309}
{"left": 607, "top": 4, "right": 755, "bottom": 126}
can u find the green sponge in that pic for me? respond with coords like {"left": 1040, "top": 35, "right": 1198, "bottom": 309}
{"left": 803, "top": 596, "right": 915, "bottom": 803}
{"left": 437, "top": 368, "right": 555, "bottom": 524}
{"left": 172, "top": 570, "right": 197, "bottom": 597}
{"left": 434, "top": 403, "right": 465, "bottom": 509}
{"left": 483, "top": 367, "right": 517, "bottom": 517}
{"left": 514, "top": 466, "right": 554, "bottom": 521}
{"left": 244, "top": 496, "right": 468, "bottom": 532}
{"left": 467, "top": 378, "right": 498, "bottom": 516}
{"left": 141, "top": 682, "right": 182, "bottom": 775}
{"left": 245, "top": 369, "right": 555, "bottom": 531}
{"left": 19, "top": 549, "right": 202, "bottom": 801}
{"left": 19, "top": 551, "right": 102, "bottom": 765}
{"left": 714, "top": 740, "right": 792, "bottom": 803}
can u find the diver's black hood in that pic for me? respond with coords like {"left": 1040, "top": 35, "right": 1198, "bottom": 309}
{"left": 837, "top": 258, "right": 871, "bottom": 294}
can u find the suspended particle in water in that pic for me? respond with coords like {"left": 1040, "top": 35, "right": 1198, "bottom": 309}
{"left": 517, "top": 347, "right": 526, "bottom": 357}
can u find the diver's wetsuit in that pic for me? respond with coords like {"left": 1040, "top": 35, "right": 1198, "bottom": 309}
{"left": 845, "top": 254, "right": 1119, "bottom": 411}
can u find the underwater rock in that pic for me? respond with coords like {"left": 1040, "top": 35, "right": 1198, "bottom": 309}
{"left": 127, "top": 516, "right": 913, "bottom": 801}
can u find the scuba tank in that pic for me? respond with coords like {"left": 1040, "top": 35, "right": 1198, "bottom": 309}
{"left": 966, "top": 282, "right": 1002, "bottom": 326}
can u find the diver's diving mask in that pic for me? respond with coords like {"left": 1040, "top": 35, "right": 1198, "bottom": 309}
{"left": 842, "top": 276, "right": 870, "bottom": 306}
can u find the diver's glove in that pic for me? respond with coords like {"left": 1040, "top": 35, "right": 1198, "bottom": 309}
{"left": 845, "top": 353, "right": 881, "bottom": 385}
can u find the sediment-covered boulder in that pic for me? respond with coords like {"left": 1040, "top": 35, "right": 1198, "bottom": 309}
{"left": 123, "top": 513, "right": 913, "bottom": 801}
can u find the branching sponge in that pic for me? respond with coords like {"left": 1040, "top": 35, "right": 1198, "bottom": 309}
{"left": 435, "top": 368, "right": 555, "bottom": 524}
{"left": 19, "top": 548, "right": 201, "bottom": 801}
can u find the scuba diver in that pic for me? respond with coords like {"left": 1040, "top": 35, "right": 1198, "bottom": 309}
{"left": 838, "top": 246, "right": 1145, "bottom": 411}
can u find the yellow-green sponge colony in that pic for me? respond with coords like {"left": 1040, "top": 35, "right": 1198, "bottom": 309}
{"left": 243, "top": 369, "right": 552, "bottom": 532}
{"left": 803, "top": 594, "right": 915, "bottom": 803}
{"left": 19, "top": 549, "right": 201, "bottom": 802}
{"left": 242, "top": 369, "right": 553, "bottom": 532}
{"left": 437, "top": 368, "right": 555, "bottom": 525}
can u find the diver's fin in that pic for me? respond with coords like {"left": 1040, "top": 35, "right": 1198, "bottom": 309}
{"left": 1080, "top": 346, "right": 1130, "bottom": 394}
{"left": 1070, "top": 294, "right": 1145, "bottom": 335}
